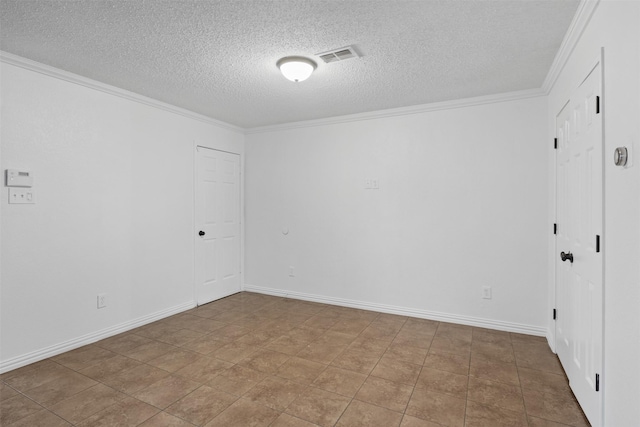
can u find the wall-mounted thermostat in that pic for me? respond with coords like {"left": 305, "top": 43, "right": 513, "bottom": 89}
{"left": 5, "top": 169, "right": 33, "bottom": 187}
{"left": 614, "top": 147, "right": 628, "bottom": 167}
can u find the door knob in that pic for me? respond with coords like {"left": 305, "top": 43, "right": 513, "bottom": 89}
{"left": 198, "top": 231, "right": 205, "bottom": 236}
{"left": 560, "top": 251, "right": 573, "bottom": 263}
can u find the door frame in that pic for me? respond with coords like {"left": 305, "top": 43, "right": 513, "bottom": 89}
{"left": 193, "top": 140, "right": 244, "bottom": 305}
{"left": 551, "top": 50, "right": 605, "bottom": 426}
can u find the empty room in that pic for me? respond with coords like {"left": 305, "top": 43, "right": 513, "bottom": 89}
{"left": 1, "top": 0, "right": 638, "bottom": 426}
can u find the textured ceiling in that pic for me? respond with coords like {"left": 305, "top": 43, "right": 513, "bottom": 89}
{"left": 0, "top": 0, "right": 580, "bottom": 129}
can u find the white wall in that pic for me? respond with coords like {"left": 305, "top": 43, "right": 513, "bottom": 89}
{"left": 0, "top": 60, "right": 244, "bottom": 372}
{"left": 547, "top": 1, "right": 640, "bottom": 425}
{"left": 245, "top": 96, "right": 548, "bottom": 333}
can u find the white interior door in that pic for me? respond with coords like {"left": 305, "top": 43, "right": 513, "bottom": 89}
{"left": 555, "top": 60, "right": 603, "bottom": 427}
{"left": 195, "top": 146, "right": 241, "bottom": 305}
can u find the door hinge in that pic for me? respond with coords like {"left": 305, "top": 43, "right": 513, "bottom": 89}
{"left": 596, "top": 235, "right": 600, "bottom": 253}
{"left": 553, "top": 308, "right": 557, "bottom": 320}
{"left": 554, "top": 138, "right": 558, "bottom": 149}
{"left": 596, "top": 373, "right": 600, "bottom": 391}
{"left": 553, "top": 223, "right": 557, "bottom": 235}
{"left": 596, "top": 96, "right": 600, "bottom": 114}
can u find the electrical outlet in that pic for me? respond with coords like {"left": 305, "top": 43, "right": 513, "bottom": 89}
{"left": 289, "top": 266, "right": 295, "bottom": 277}
{"left": 365, "top": 179, "right": 380, "bottom": 189}
{"left": 97, "top": 293, "right": 107, "bottom": 309}
{"left": 482, "top": 286, "right": 492, "bottom": 300}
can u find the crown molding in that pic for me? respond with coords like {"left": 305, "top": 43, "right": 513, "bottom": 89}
{"left": 245, "top": 88, "right": 545, "bottom": 135}
{"left": 246, "top": 0, "right": 599, "bottom": 135}
{"left": 4, "top": 0, "right": 595, "bottom": 139}
{"left": 541, "top": 0, "right": 600, "bottom": 94}
{"left": 0, "top": 51, "right": 243, "bottom": 134}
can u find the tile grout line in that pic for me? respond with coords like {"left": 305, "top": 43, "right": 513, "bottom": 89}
{"left": 513, "top": 339, "right": 532, "bottom": 427}
{"left": 400, "top": 333, "right": 434, "bottom": 426}
{"left": 462, "top": 327, "right": 477, "bottom": 427}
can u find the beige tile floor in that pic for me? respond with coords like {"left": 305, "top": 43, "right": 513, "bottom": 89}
{"left": 0, "top": 292, "right": 590, "bottom": 427}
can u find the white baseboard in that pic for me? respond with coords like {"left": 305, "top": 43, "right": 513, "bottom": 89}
{"left": 243, "top": 284, "right": 546, "bottom": 337}
{"left": 0, "top": 301, "right": 195, "bottom": 374}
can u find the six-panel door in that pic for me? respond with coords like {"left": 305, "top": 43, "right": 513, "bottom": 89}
{"left": 195, "top": 147, "right": 241, "bottom": 305}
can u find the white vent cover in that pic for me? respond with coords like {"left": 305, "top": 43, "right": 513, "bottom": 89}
{"left": 316, "top": 46, "right": 360, "bottom": 64}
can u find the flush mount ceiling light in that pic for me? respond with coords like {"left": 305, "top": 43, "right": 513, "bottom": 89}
{"left": 277, "top": 56, "right": 317, "bottom": 82}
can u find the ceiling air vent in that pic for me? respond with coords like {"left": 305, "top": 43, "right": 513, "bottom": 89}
{"left": 316, "top": 46, "right": 360, "bottom": 64}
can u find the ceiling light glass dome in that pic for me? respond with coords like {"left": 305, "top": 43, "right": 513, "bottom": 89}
{"left": 277, "top": 56, "right": 317, "bottom": 82}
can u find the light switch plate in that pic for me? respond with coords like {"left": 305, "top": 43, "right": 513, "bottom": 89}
{"left": 9, "top": 188, "right": 35, "bottom": 204}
